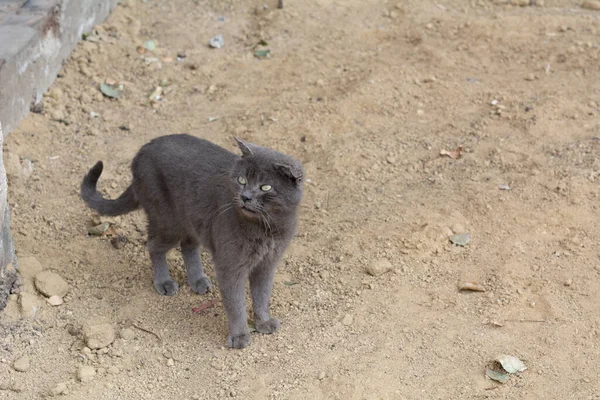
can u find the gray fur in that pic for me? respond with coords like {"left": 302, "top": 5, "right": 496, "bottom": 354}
{"left": 81, "top": 134, "right": 303, "bottom": 349}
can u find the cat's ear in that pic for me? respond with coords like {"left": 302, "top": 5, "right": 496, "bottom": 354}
{"left": 274, "top": 163, "right": 303, "bottom": 184}
{"left": 234, "top": 137, "right": 254, "bottom": 157}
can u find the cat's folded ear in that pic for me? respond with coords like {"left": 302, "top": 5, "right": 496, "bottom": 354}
{"left": 234, "top": 137, "right": 254, "bottom": 157}
{"left": 274, "top": 163, "right": 303, "bottom": 184}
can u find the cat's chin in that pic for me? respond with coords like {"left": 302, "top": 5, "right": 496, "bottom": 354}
{"left": 238, "top": 206, "right": 260, "bottom": 219}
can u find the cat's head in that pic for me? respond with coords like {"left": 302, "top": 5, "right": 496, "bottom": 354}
{"left": 230, "top": 137, "right": 304, "bottom": 223}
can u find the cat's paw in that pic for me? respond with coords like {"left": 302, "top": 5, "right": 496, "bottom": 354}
{"left": 255, "top": 318, "right": 280, "bottom": 334}
{"left": 154, "top": 279, "right": 179, "bottom": 296}
{"left": 190, "top": 276, "right": 212, "bottom": 295}
{"left": 227, "top": 332, "right": 252, "bottom": 349}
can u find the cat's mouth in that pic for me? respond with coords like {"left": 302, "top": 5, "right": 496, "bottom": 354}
{"left": 239, "top": 204, "right": 259, "bottom": 218}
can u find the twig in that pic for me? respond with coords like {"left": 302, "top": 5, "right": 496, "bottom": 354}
{"left": 132, "top": 323, "right": 162, "bottom": 344}
{"left": 506, "top": 319, "right": 546, "bottom": 323}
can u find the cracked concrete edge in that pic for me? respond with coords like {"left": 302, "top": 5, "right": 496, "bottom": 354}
{"left": 0, "top": 0, "right": 119, "bottom": 136}
{"left": 0, "top": 122, "right": 17, "bottom": 310}
{"left": 0, "top": 0, "right": 119, "bottom": 310}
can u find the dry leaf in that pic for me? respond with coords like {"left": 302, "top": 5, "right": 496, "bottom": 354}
{"left": 192, "top": 299, "right": 219, "bottom": 313}
{"left": 88, "top": 222, "right": 111, "bottom": 236}
{"left": 486, "top": 367, "right": 509, "bottom": 383}
{"left": 496, "top": 355, "right": 527, "bottom": 373}
{"left": 449, "top": 233, "right": 471, "bottom": 246}
{"left": 440, "top": 146, "right": 463, "bottom": 159}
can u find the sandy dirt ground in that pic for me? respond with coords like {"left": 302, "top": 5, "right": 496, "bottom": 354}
{"left": 2, "top": 0, "right": 600, "bottom": 399}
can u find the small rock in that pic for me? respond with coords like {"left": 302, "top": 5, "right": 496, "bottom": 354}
{"left": 582, "top": 0, "right": 600, "bottom": 10}
{"left": 20, "top": 159, "right": 34, "bottom": 181}
{"left": 450, "top": 233, "right": 471, "bottom": 247}
{"left": 120, "top": 328, "right": 135, "bottom": 340}
{"left": 84, "top": 324, "right": 115, "bottom": 349}
{"left": 209, "top": 34, "right": 224, "bottom": 48}
{"left": 342, "top": 314, "right": 353, "bottom": 326}
{"left": 46, "top": 295, "right": 63, "bottom": 306}
{"left": 107, "top": 366, "right": 120, "bottom": 374}
{"left": 4, "top": 151, "right": 21, "bottom": 182}
{"left": 365, "top": 259, "right": 393, "bottom": 276}
{"left": 10, "top": 382, "right": 24, "bottom": 393}
{"left": 564, "top": 279, "right": 573, "bottom": 287}
{"left": 77, "top": 365, "right": 96, "bottom": 382}
{"left": 318, "top": 371, "right": 326, "bottom": 380}
{"left": 450, "top": 223, "right": 465, "bottom": 234}
{"left": 16, "top": 257, "right": 43, "bottom": 292}
{"left": 525, "top": 73, "right": 536, "bottom": 81}
{"left": 13, "top": 356, "right": 30, "bottom": 372}
{"left": 50, "top": 382, "right": 67, "bottom": 396}
{"left": 35, "top": 271, "right": 69, "bottom": 298}
{"left": 82, "top": 347, "right": 92, "bottom": 355}
{"left": 166, "top": 358, "right": 175, "bottom": 367}
{"left": 511, "top": 0, "right": 531, "bottom": 6}
{"left": 19, "top": 292, "right": 43, "bottom": 319}
{"left": 442, "top": 227, "right": 454, "bottom": 237}
{"left": 50, "top": 109, "right": 66, "bottom": 121}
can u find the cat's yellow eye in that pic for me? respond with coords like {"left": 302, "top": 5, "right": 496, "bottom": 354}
{"left": 261, "top": 185, "right": 272, "bottom": 192}
{"left": 238, "top": 176, "right": 247, "bottom": 185}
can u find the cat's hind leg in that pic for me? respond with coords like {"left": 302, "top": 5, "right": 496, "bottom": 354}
{"left": 148, "top": 237, "right": 179, "bottom": 296}
{"left": 181, "top": 238, "right": 212, "bottom": 294}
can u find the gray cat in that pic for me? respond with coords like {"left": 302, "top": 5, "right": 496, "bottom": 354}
{"left": 81, "top": 134, "right": 303, "bottom": 349}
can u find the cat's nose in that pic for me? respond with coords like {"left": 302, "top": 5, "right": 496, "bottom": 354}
{"left": 241, "top": 194, "right": 252, "bottom": 203}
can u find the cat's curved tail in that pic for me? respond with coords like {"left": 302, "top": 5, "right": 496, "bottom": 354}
{"left": 81, "top": 161, "right": 140, "bottom": 216}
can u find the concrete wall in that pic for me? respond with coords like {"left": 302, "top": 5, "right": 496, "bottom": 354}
{"left": 0, "top": 122, "right": 16, "bottom": 310}
{"left": 0, "top": 0, "right": 119, "bottom": 310}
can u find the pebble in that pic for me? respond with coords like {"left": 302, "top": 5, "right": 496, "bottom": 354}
{"left": 120, "top": 328, "right": 135, "bottom": 340}
{"left": 16, "top": 256, "right": 44, "bottom": 291}
{"left": 365, "top": 259, "right": 393, "bottom": 276}
{"left": 13, "top": 356, "right": 30, "bottom": 372}
{"left": 342, "top": 314, "right": 353, "bottom": 326}
{"left": 18, "top": 257, "right": 44, "bottom": 277}
{"left": 50, "top": 382, "right": 67, "bottom": 396}
{"left": 209, "top": 34, "right": 224, "bottom": 49}
{"left": 107, "top": 366, "right": 120, "bottom": 374}
{"left": 47, "top": 295, "right": 63, "bottom": 306}
{"left": 77, "top": 365, "right": 96, "bottom": 382}
{"left": 450, "top": 223, "right": 465, "bottom": 234}
{"left": 167, "top": 358, "right": 175, "bottom": 367}
{"left": 19, "top": 292, "right": 43, "bottom": 319}
{"left": 582, "top": 0, "right": 600, "bottom": 10}
{"left": 35, "top": 271, "right": 70, "bottom": 298}
{"left": 84, "top": 324, "right": 115, "bottom": 349}
{"left": 318, "top": 371, "right": 326, "bottom": 380}
{"left": 564, "top": 279, "right": 573, "bottom": 287}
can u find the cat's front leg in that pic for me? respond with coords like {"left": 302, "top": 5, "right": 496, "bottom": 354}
{"left": 215, "top": 264, "right": 251, "bottom": 349}
{"left": 250, "top": 261, "right": 280, "bottom": 334}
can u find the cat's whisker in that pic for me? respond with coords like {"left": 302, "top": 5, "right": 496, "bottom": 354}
{"left": 209, "top": 202, "right": 234, "bottom": 223}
